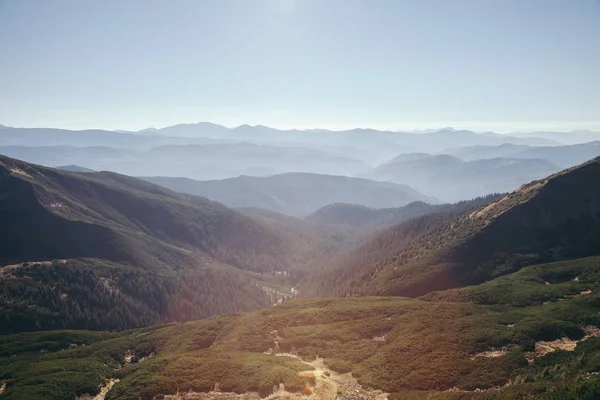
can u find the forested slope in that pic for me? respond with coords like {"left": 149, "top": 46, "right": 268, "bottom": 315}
{"left": 0, "top": 156, "right": 346, "bottom": 332}
{"left": 301, "top": 157, "right": 600, "bottom": 298}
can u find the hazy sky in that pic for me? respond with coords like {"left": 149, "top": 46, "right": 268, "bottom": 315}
{"left": 1, "top": 0, "right": 600, "bottom": 132}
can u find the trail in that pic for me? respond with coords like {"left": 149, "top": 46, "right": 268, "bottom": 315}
{"left": 165, "top": 354, "right": 387, "bottom": 400}
{"left": 77, "top": 379, "right": 119, "bottom": 400}
{"left": 166, "top": 331, "right": 387, "bottom": 400}
{"left": 272, "top": 353, "right": 388, "bottom": 400}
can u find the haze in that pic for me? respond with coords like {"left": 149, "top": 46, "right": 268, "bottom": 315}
{"left": 1, "top": 0, "right": 600, "bottom": 131}
{"left": 6, "top": 2, "right": 600, "bottom": 399}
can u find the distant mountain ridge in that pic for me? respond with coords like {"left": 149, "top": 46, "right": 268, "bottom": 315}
{"left": 0, "top": 143, "right": 367, "bottom": 181}
{"left": 363, "top": 154, "right": 560, "bottom": 202}
{"left": 306, "top": 195, "right": 502, "bottom": 229}
{"left": 142, "top": 172, "right": 438, "bottom": 216}
{"left": 56, "top": 164, "right": 95, "bottom": 173}
{"left": 0, "top": 124, "right": 562, "bottom": 167}
{"left": 442, "top": 141, "right": 600, "bottom": 168}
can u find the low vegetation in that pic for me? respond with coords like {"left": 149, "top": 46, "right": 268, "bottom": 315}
{"left": 4, "top": 256, "right": 600, "bottom": 399}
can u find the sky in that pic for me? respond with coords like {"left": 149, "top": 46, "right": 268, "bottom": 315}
{"left": 1, "top": 0, "right": 600, "bottom": 132}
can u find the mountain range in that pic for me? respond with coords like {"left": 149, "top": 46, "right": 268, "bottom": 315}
{"left": 0, "top": 124, "right": 568, "bottom": 166}
{"left": 302, "top": 156, "right": 600, "bottom": 298}
{"left": 442, "top": 141, "right": 600, "bottom": 168}
{"left": 142, "top": 173, "right": 438, "bottom": 216}
{"left": 4, "top": 129, "right": 600, "bottom": 399}
{"left": 3, "top": 124, "right": 600, "bottom": 204}
{"left": 3, "top": 154, "right": 600, "bottom": 400}
{"left": 0, "top": 143, "right": 368, "bottom": 180}
{"left": 362, "top": 154, "right": 560, "bottom": 201}
{"left": 0, "top": 155, "right": 350, "bottom": 333}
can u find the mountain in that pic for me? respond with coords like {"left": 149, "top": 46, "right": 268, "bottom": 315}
{"left": 441, "top": 143, "right": 533, "bottom": 161}
{"left": 0, "top": 156, "right": 347, "bottom": 333}
{"left": 6, "top": 255, "right": 600, "bottom": 400}
{"left": 511, "top": 130, "right": 600, "bottom": 145}
{"left": 514, "top": 141, "right": 600, "bottom": 168}
{"left": 0, "top": 143, "right": 368, "bottom": 180}
{"left": 302, "top": 156, "right": 600, "bottom": 298}
{"left": 383, "top": 152, "right": 432, "bottom": 163}
{"left": 0, "top": 124, "right": 561, "bottom": 167}
{"left": 145, "top": 124, "right": 559, "bottom": 164}
{"left": 5, "top": 158, "right": 600, "bottom": 400}
{"left": 56, "top": 165, "right": 96, "bottom": 173}
{"left": 306, "top": 202, "right": 440, "bottom": 228}
{"left": 442, "top": 141, "right": 600, "bottom": 168}
{"left": 0, "top": 126, "right": 224, "bottom": 149}
{"left": 146, "top": 122, "right": 230, "bottom": 138}
{"left": 0, "top": 127, "right": 145, "bottom": 147}
{"left": 363, "top": 154, "right": 560, "bottom": 202}
{"left": 306, "top": 195, "right": 501, "bottom": 229}
{"left": 142, "top": 173, "right": 438, "bottom": 216}
{"left": 411, "top": 128, "right": 557, "bottom": 149}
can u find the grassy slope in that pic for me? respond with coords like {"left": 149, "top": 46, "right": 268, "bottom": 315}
{"left": 301, "top": 157, "right": 600, "bottom": 298}
{"left": 4, "top": 256, "right": 600, "bottom": 399}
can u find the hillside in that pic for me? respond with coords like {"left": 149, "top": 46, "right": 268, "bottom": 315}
{"left": 515, "top": 141, "right": 600, "bottom": 168}
{"left": 302, "top": 157, "right": 600, "bottom": 298}
{"left": 442, "top": 143, "right": 533, "bottom": 161}
{"left": 0, "top": 156, "right": 346, "bottom": 333}
{"left": 4, "top": 256, "right": 600, "bottom": 400}
{"left": 0, "top": 143, "right": 368, "bottom": 181}
{"left": 306, "top": 196, "right": 501, "bottom": 229}
{"left": 142, "top": 173, "right": 437, "bottom": 216}
{"left": 364, "top": 154, "right": 560, "bottom": 202}
{"left": 442, "top": 141, "right": 600, "bottom": 168}
{"left": 56, "top": 165, "right": 96, "bottom": 173}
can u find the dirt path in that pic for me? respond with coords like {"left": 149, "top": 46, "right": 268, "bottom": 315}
{"left": 165, "top": 354, "right": 387, "bottom": 400}
{"left": 77, "top": 379, "right": 120, "bottom": 400}
{"left": 525, "top": 326, "right": 600, "bottom": 363}
{"left": 273, "top": 353, "right": 388, "bottom": 400}
{"left": 166, "top": 332, "right": 387, "bottom": 400}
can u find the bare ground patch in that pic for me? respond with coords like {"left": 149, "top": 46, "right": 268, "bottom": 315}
{"left": 525, "top": 326, "right": 600, "bottom": 364}
{"left": 77, "top": 379, "right": 120, "bottom": 400}
{"left": 471, "top": 347, "right": 511, "bottom": 359}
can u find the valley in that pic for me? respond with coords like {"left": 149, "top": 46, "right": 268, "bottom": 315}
{"left": 2, "top": 145, "right": 600, "bottom": 400}
{"left": 3, "top": 3, "right": 600, "bottom": 399}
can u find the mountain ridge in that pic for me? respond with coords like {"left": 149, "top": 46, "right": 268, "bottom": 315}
{"left": 142, "top": 172, "right": 438, "bottom": 216}
{"left": 302, "top": 156, "right": 600, "bottom": 298}
{"left": 364, "top": 154, "right": 561, "bottom": 202}
{"left": 0, "top": 155, "right": 350, "bottom": 332}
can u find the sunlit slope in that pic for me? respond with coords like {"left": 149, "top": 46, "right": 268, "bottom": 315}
{"left": 301, "top": 157, "right": 600, "bottom": 298}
